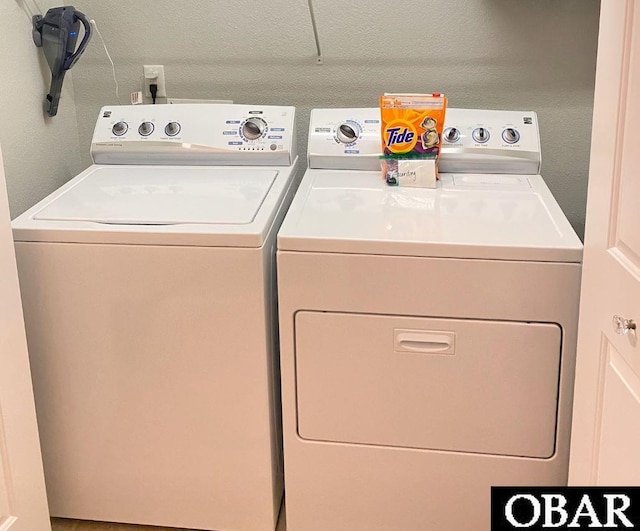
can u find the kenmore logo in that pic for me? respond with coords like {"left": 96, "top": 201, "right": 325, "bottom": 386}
{"left": 492, "top": 488, "right": 640, "bottom": 530}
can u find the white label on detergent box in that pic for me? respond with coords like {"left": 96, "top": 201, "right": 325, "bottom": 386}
{"left": 397, "top": 159, "right": 437, "bottom": 188}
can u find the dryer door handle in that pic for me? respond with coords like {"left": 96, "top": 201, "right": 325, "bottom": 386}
{"left": 394, "top": 330, "right": 456, "bottom": 355}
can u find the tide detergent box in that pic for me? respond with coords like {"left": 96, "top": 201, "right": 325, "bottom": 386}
{"left": 380, "top": 93, "right": 447, "bottom": 187}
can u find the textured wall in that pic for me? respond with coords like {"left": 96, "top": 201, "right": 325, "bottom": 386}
{"left": 68, "top": 0, "right": 598, "bottom": 236}
{"left": 1, "top": 1, "right": 82, "bottom": 218}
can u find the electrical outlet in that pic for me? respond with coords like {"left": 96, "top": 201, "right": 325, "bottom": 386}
{"left": 143, "top": 65, "right": 166, "bottom": 99}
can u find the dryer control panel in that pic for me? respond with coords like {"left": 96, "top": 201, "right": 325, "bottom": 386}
{"left": 308, "top": 108, "right": 382, "bottom": 171}
{"left": 440, "top": 108, "right": 540, "bottom": 174}
{"left": 91, "top": 104, "right": 296, "bottom": 166}
{"left": 308, "top": 108, "right": 541, "bottom": 174}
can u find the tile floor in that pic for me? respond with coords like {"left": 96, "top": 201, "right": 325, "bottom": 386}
{"left": 51, "top": 505, "right": 286, "bottom": 531}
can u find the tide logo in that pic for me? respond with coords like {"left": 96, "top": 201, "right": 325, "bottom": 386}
{"left": 384, "top": 119, "right": 418, "bottom": 154}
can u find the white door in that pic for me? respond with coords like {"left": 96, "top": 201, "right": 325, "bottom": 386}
{"left": 569, "top": 0, "right": 640, "bottom": 485}
{"left": 0, "top": 145, "right": 51, "bottom": 529}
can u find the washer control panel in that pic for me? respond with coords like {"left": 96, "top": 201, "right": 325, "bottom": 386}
{"left": 308, "top": 107, "right": 540, "bottom": 174}
{"left": 92, "top": 104, "right": 296, "bottom": 166}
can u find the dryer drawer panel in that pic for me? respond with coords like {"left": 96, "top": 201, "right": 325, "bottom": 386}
{"left": 295, "top": 311, "right": 561, "bottom": 458}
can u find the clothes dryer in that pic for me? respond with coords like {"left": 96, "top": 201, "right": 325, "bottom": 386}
{"left": 277, "top": 108, "right": 583, "bottom": 531}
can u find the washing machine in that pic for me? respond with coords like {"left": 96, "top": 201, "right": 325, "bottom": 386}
{"left": 12, "top": 104, "right": 299, "bottom": 531}
{"left": 276, "top": 108, "right": 583, "bottom": 531}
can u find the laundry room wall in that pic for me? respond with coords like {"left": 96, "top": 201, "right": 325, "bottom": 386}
{"left": 68, "top": 0, "right": 600, "bottom": 238}
{"left": 0, "top": 1, "right": 83, "bottom": 218}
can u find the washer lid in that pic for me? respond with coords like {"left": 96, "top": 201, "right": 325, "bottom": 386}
{"left": 277, "top": 171, "right": 583, "bottom": 262}
{"left": 34, "top": 166, "right": 278, "bottom": 225}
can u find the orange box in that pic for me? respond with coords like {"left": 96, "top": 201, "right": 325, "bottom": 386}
{"left": 380, "top": 93, "right": 447, "bottom": 157}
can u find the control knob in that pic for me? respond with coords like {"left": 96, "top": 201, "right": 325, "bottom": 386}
{"left": 336, "top": 123, "right": 358, "bottom": 144}
{"left": 502, "top": 128, "right": 520, "bottom": 144}
{"left": 112, "top": 121, "right": 128, "bottom": 136}
{"left": 443, "top": 127, "right": 460, "bottom": 143}
{"left": 472, "top": 127, "right": 490, "bottom": 143}
{"left": 242, "top": 117, "right": 266, "bottom": 140}
{"left": 165, "top": 122, "right": 181, "bottom": 137}
{"left": 138, "top": 122, "right": 154, "bottom": 136}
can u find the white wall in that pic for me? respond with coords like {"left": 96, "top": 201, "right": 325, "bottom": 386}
{"left": 29, "top": 0, "right": 599, "bottom": 237}
{"left": 0, "top": 1, "right": 82, "bottom": 218}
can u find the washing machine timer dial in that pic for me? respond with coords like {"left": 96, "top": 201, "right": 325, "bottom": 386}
{"left": 241, "top": 117, "right": 267, "bottom": 140}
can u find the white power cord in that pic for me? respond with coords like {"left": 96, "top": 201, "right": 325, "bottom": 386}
{"left": 90, "top": 19, "right": 122, "bottom": 104}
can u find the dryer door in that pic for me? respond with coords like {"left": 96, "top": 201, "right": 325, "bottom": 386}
{"left": 295, "top": 311, "right": 561, "bottom": 458}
